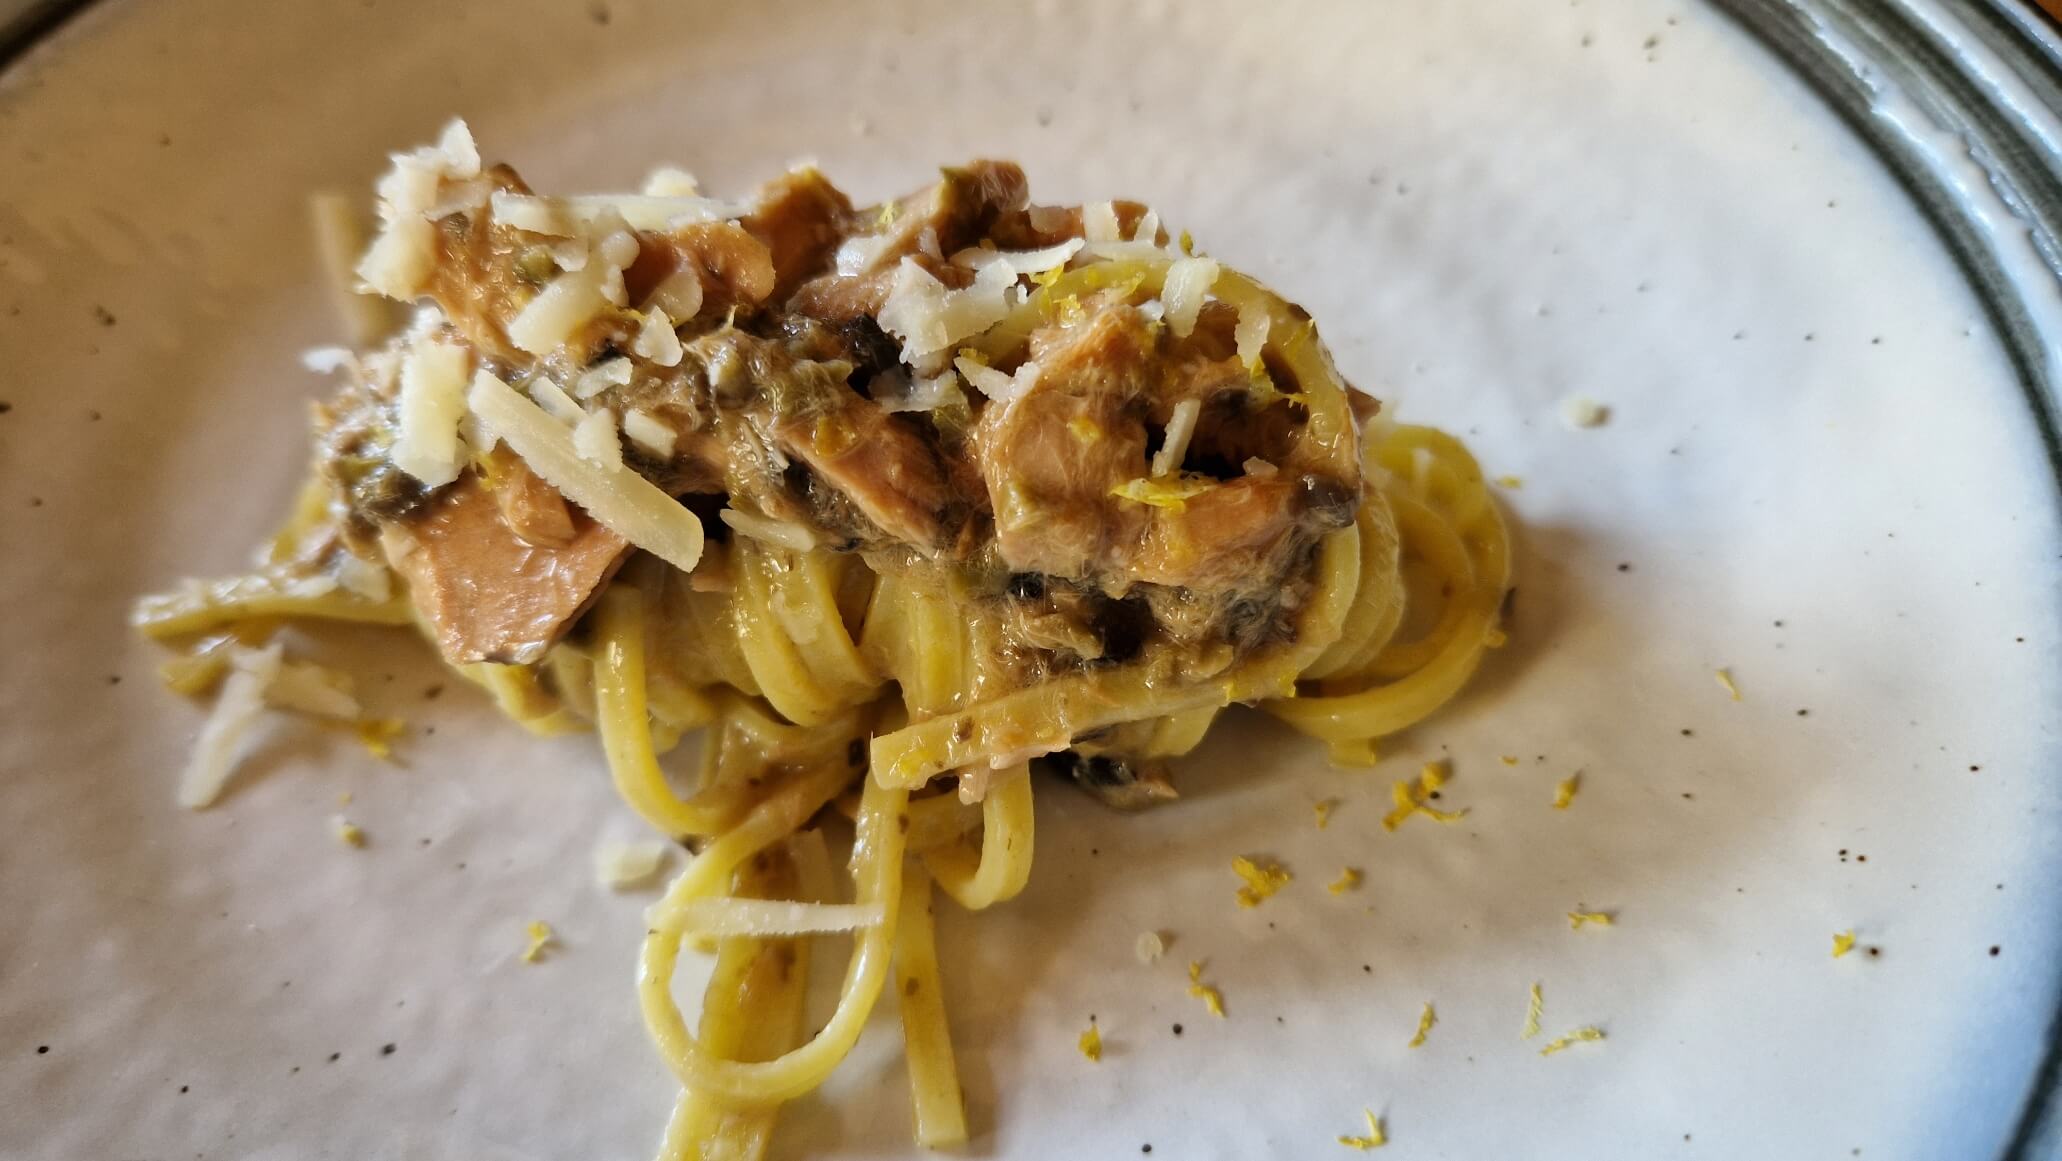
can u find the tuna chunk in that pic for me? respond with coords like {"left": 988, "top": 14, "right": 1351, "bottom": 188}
{"left": 381, "top": 473, "right": 628, "bottom": 665}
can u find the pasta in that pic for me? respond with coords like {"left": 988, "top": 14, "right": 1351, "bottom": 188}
{"left": 133, "top": 123, "right": 1511, "bottom": 1158}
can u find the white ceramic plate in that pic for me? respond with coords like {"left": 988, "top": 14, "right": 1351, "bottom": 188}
{"left": 5, "top": 1, "right": 2060, "bottom": 1158}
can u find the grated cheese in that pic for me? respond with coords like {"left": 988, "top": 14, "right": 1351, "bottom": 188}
{"left": 468, "top": 371, "right": 705, "bottom": 572}
{"left": 1077, "top": 1021, "right": 1103, "bottom": 1062}
{"left": 266, "top": 659, "right": 361, "bottom": 719}
{"left": 622, "top": 409, "right": 678, "bottom": 460}
{"left": 1337, "top": 1109, "right": 1387, "bottom": 1150}
{"left": 1832, "top": 930, "right": 1857, "bottom": 958}
{"left": 1407, "top": 1002, "right": 1437, "bottom": 1048}
{"left": 1523, "top": 982, "right": 1544, "bottom": 1039}
{"left": 507, "top": 263, "right": 610, "bottom": 356}
{"left": 720, "top": 508, "right": 822, "bottom": 553}
{"left": 1135, "top": 931, "right": 1166, "bottom": 964}
{"left": 393, "top": 338, "right": 471, "bottom": 487}
{"left": 1234, "top": 301, "right": 1270, "bottom": 369}
{"left": 879, "top": 258, "right": 1014, "bottom": 363}
{"left": 1161, "top": 256, "right": 1220, "bottom": 338}
{"left": 631, "top": 306, "right": 684, "bottom": 367}
{"left": 178, "top": 643, "right": 283, "bottom": 809}
{"left": 572, "top": 356, "right": 634, "bottom": 400}
{"left": 1232, "top": 856, "right": 1292, "bottom": 908}
{"left": 1553, "top": 775, "right": 1580, "bottom": 810}
{"left": 1539, "top": 1026, "right": 1605, "bottom": 1056}
{"left": 640, "top": 166, "right": 701, "bottom": 197}
{"left": 595, "top": 839, "right": 670, "bottom": 889}
{"left": 356, "top": 215, "right": 435, "bottom": 300}
{"left": 1327, "top": 867, "right": 1362, "bottom": 895}
{"left": 521, "top": 920, "right": 555, "bottom": 963}
{"left": 1559, "top": 395, "right": 1609, "bottom": 429}
{"left": 1151, "top": 398, "right": 1201, "bottom": 478}
{"left": 1082, "top": 201, "right": 1122, "bottom": 242}
{"left": 572, "top": 407, "right": 623, "bottom": 470}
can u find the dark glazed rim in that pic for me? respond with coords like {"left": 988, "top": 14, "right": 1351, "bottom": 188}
{"left": 1711, "top": 1, "right": 2062, "bottom": 1155}
{"left": 2, "top": 0, "right": 2059, "bottom": 1156}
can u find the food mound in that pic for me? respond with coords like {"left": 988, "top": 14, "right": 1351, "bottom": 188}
{"left": 134, "top": 121, "right": 1511, "bottom": 1159}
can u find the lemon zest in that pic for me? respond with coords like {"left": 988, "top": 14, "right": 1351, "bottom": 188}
{"left": 1337, "top": 1108, "right": 1387, "bottom": 1150}
{"left": 1568, "top": 910, "right": 1614, "bottom": 930}
{"left": 1328, "top": 867, "right": 1362, "bottom": 895}
{"left": 521, "top": 920, "right": 555, "bottom": 964}
{"left": 1407, "top": 1002, "right": 1436, "bottom": 1048}
{"left": 1077, "top": 1021, "right": 1103, "bottom": 1062}
{"left": 1233, "top": 856, "right": 1292, "bottom": 908}
{"left": 1522, "top": 982, "right": 1544, "bottom": 1039}
{"left": 1539, "top": 1026, "right": 1605, "bottom": 1056}
{"left": 1832, "top": 930, "right": 1857, "bottom": 958}
{"left": 1553, "top": 775, "right": 1580, "bottom": 810}
{"left": 1188, "top": 960, "right": 1226, "bottom": 1018}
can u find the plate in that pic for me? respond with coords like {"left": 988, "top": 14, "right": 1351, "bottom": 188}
{"left": 3, "top": 1, "right": 2059, "bottom": 1158}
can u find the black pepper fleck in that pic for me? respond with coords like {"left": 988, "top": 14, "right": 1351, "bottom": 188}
{"left": 381, "top": 1043, "right": 396, "bottom": 1056}
{"left": 179, "top": 1085, "right": 189, "bottom": 1094}
{"left": 1797, "top": 709, "right": 1809, "bottom": 717}
{"left": 0, "top": 401, "right": 11, "bottom": 414}
{"left": 588, "top": 1, "right": 610, "bottom": 23}
{"left": 1990, "top": 946, "right": 2001, "bottom": 957}
{"left": 1171, "top": 1023, "right": 1183, "bottom": 1035}
{"left": 328, "top": 1052, "right": 341, "bottom": 1062}
{"left": 1616, "top": 562, "right": 1632, "bottom": 573}
{"left": 93, "top": 305, "right": 116, "bottom": 326}
{"left": 36, "top": 1045, "right": 49, "bottom": 1054}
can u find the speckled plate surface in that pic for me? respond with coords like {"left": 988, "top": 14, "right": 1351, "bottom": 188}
{"left": 4, "top": 2, "right": 2061, "bottom": 1158}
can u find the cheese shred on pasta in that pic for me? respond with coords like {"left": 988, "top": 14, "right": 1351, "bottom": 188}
{"left": 131, "top": 129, "right": 1517, "bottom": 1161}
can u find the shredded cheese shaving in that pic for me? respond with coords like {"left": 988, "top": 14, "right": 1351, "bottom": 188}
{"left": 1382, "top": 761, "right": 1468, "bottom": 830}
{"left": 1832, "top": 930, "right": 1857, "bottom": 958}
{"left": 1408, "top": 1002, "right": 1437, "bottom": 1048}
{"left": 1328, "top": 867, "right": 1363, "bottom": 895}
{"left": 1313, "top": 798, "right": 1338, "bottom": 829}
{"left": 1077, "top": 1021, "right": 1103, "bottom": 1062}
{"left": 1337, "top": 1109, "right": 1387, "bottom": 1150}
{"left": 1553, "top": 775, "right": 1580, "bottom": 810}
{"left": 1187, "top": 961, "right": 1226, "bottom": 1018}
{"left": 521, "top": 920, "right": 555, "bottom": 963}
{"left": 1567, "top": 910, "right": 1614, "bottom": 930}
{"left": 1539, "top": 1026, "right": 1605, "bottom": 1056}
{"left": 1715, "top": 668, "right": 1742, "bottom": 701}
{"left": 1523, "top": 982, "right": 1544, "bottom": 1039}
{"left": 594, "top": 839, "right": 670, "bottom": 889}
{"left": 1232, "top": 856, "right": 1292, "bottom": 908}
{"left": 1135, "top": 931, "right": 1166, "bottom": 964}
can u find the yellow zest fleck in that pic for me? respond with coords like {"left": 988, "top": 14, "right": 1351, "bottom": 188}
{"left": 1494, "top": 475, "right": 1523, "bottom": 489}
{"left": 1029, "top": 265, "right": 1067, "bottom": 289}
{"left": 1407, "top": 1002, "right": 1437, "bottom": 1048}
{"left": 1110, "top": 475, "right": 1214, "bottom": 511}
{"left": 521, "top": 920, "right": 555, "bottom": 964}
{"left": 1337, "top": 1108, "right": 1387, "bottom": 1150}
{"left": 1187, "top": 960, "right": 1226, "bottom": 1018}
{"left": 1313, "top": 799, "right": 1338, "bottom": 829}
{"left": 1484, "top": 626, "right": 1509, "bottom": 648}
{"left": 1052, "top": 293, "right": 1086, "bottom": 326}
{"left": 354, "top": 718, "right": 406, "bottom": 761}
{"left": 1500, "top": 755, "right": 1520, "bottom": 767}
{"left": 1233, "top": 856, "right": 1292, "bottom": 908}
{"left": 1832, "top": 930, "right": 1857, "bottom": 958}
{"left": 812, "top": 414, "right": 858, "bottom": 457}
{"left": 334, "top": 817, "right": 366, "bottom": 848}
{"left": 874, "top": 201, "right": 898, "bottom": 230}
{"left": 1328, "top": 867, "right": 1363, "bottom": 895}
{"left": 336, "top": 791, "right": 353, "bottom": 806}
{"left": 1179, "top": 228, "right": 1195, "bottom": 256}
{"left": 1078, "top": 1020, "right": 1103, "bottom": 1062}
{"left": 1539, "top": 1026, "right": 1605, "bottom": 1056}
{"left": 1553, "top": 775, "right": 1580, "bottom": 810}
{"left": 1523, "top": 982, "right": 1544, "bottom": 1039}
{"left": 1715, "top": 668, "right": 1742, "bottom": 701}
{"left": 1066, "top": 415, "right": 1104, "bottom": 444}
{"left": 1382, "top": 761, "right": 1468, "bottom": 831}
{"left": 1568, "top": 910, "right": 1614, "bottom": 930}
